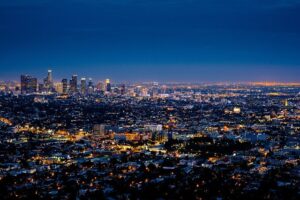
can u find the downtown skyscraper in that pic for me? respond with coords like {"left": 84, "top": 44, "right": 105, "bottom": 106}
{"left": 69, "top": 75, "right": 78, "bottom": 94}
{"left": 21, "top": 75, "right": 37, "bottom": 94}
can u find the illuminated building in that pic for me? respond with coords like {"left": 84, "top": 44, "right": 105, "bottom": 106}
{"left": 96, "top": 81, "right": 104, "bottom": 92}
{"left": 55, "top": 82, "right": 63, "bottom": 94}
{"left": 105, "top": 79, "right": 111, "bottom": 92}
{"left": 38, "top": 83, "right": 45, "bottom": 93}
{"left": 62, "top": 78, "right": 68, "bottom": 94}
{"left": 141, "top": 88, "right": 149, "bottom": 97}
{"left": 284, "top": 99, "right": 288, "bottom": 107}
{"left": 43, "top": 69, "right": 53, "bottom": 92}
{"left": 20, "top": 75, "right": 37, "bottom": 94}
{"left": 47, "top": 69, "right": 53, "bottom": 85}
{"left": 135, "top": 86, "right": 142, "bottom": 95}
{"left": 88, "top": 78, "right": 94, "bottom": 94}
{"left": 93, "top": 124, "right": 108, "bottom": 136}
{"left": 69, "top": 75, "right": 78, "bottom": 93}
{"left": 233, "top": 107, "right": 241, "bottom": 114}
{"left": 125, "top": 133, "right": 141, "bottom": 141}
{"left": 144, "top": 124, "right": 163, "bottom": 132}
{"left": 120, "top": 84, "right": 126, "bottom": 95}
{"left": 81, "top": 77, "right": 87, "bottom": 95}
{"left": 151, "top": 87, "right": 159, "bottom": 97}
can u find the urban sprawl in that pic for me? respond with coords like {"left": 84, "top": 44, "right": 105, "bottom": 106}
{"left": 0, "top": 70, "right": 300, "bottom": 199}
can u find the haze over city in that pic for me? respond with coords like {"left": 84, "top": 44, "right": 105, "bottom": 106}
{"left": 1, "top": 0, "right": 300, "bottom": 82}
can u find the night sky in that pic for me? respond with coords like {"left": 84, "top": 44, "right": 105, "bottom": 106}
{"left": 1, "top": 0, "right": 300, "bottom": 82}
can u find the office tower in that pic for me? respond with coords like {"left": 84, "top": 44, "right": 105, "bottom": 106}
{"left": 69, "top": 75, "right": 78, "bottom": 93}
{"left": 150, "top": 87, "right": 159, "bottom": 97}
{"left": 161, "top": 85, "right": 167, "bottom": 94}
{"left": 38, "top": 83, "right": 45, "bottom": 93}
{"left": 47, "top": 70, "right": 53, "bottom": 85}
{"left": 135, "top": 86, "right": 142, "bottom": 96}
{"left": 112, "top": 87, "right": 119, "bottom": 94}
{"left": 81, "top": 78, "right": 87, "bottom": 95}
{"left": 55, "top": 82, "right": 63, "bottom": 94}
{"left": 93, "top": 124, "right": 108, "bottom": 136}
{"left": 43, "top": 69, "right": 53, "bottom": 92}
{"left": 26, "top": 75, "right": 37, "bottom": 94}
{"left": 43, "top": 77, "right": 47, "bottom": 86}
{"left": 120, "top": 84, "right": 126, "bottom": 95}
{"left": 95, "top": 81, "right": 104, "bottom": 93}
{"left": 88, "top": 78, "right": 93, "bottom": 87}
{"left": 20, "top": 75, "right": 27, "bottom": 94}
{"left": 21, "top": 75, "right": 37, "bottom": 94}
{"left": 141, "top": 88, "right": 149, "bottom": 97}
{"left": 105, "top": 79, "right": 111, "bottom": 92}
{"left": 62, "top": 78, "right": 68, "bottom": 94}
{"left": 87, "top": 78, "right": 94, "bottom": 94}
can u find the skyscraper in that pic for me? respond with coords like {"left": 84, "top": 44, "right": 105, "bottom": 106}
{"left": 105, "top": 79, "right": 111, "bottom": 92}
{"left": 81, "top": 78, "right": 87, "bottom": 95}
{"left": 88, "top": 78, "right": 94, "bottom": 94}
{"left": 20, "top": 75, "right": 27, "bottom": 94}
{"left": 38, "top": 83, "right": 45, "bottom": 93}
{"left": 120, "top": 84, "right": 126, "bottom": 95}
{"left": 21, "top": 75, "right": 37, "bottom": 94}
{"left": 62, "top": 78, "right": 68, "bottom": 94}
{"left": 47, "top": 70, "right": 53, "bottom": 85}
{"left": 54, "top": 82, "right": 63, "bottom": 94}
{"left": 96, "top": 81, "right": 104, "bottom": 93}
{"left": 69, "top": 75, "right": 78, "bottom": 93}
{"left": 43, "top": 69, "right": 53, "bottom": 93}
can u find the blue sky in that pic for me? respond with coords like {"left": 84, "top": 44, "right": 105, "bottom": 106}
{"left": 0, "top": 0, "right": 300, "bottom": 82}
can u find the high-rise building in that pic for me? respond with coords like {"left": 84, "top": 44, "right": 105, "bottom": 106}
{"left": 43, "top": 69, "right": 53, "bottom": 92}
{"left": 141, "top": 88, "right": 148, "bottom": 97}
{"left": 88, "top": 78, "right": 94, "bottom": 94}
{"left": 135, "top": 86, "right": 142, "bottom": 96}
{"left": 96, "top": 81, "right": 104, "bottom": 92}
{"left": 120, "top": 84, "right": 126, "bottom": 95}
{"left": 105, "top": 79, "right": 111, "bottom": 92}
{"left": 38, "top": 83, "right": 45, "bottom": 93}
{"left": 55, "top": 82, "right": 63, "bottom": 94}
{"left": 81, "top": 78, "right": 87, "bottom": 95}
{"left": 47, "top": 70, "right": 53, "bottom": 86}
{"left": 21, "top": 75, "right": 37, "bottom": 94}
{"left": 62, "top": 78, "right": 68, "bottom": 94}
{"left": 69, "top": 75, "right": 78, "bottom": 93}
{"left": 20, "top": 75, "right": 27, "bottom": 94}
{"left": 93, "top": 124, "right": 108, "bottom": 136}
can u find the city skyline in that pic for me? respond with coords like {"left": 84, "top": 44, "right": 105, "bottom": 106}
{"left": 1, "top": 0, "right": 300, "bottom": 82}
{"left": 1, "top": 1, "right": 300, "bottom": 199}
{"left": 1, "top": 66, "right": 300, "bottom": 83}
